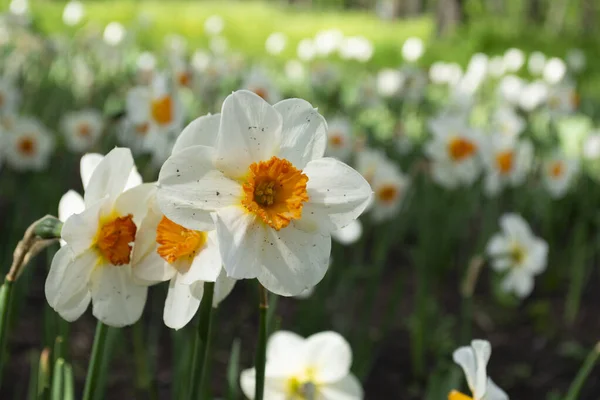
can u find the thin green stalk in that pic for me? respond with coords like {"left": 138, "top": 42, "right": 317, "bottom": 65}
{"left": 254, "top": 285, "right": 268, "bottom": 400}
{"left": 565, "top": 343, "right": 600, "bottom": 400}
{"left": 0, "top": 277, "right": 15, "bottom": 384}
{"left": 62, "top": 363, "right": 74, "bottom": 400}
{"left": 132, "top": 321, "right": 157, "bottom": 400}
{"left": 51, "top": 359, "right": 64, "bottom": 400}
{"left": 188, "top": 282, "right": 215, "bottom": 400}
{"left": 82, "top": 321, "right": 109, "bottom": 400}
{"left": 565, "top": 222, "right": 587, "bottom": 325}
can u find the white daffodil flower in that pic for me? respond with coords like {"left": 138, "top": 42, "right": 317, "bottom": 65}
{"left": 240, "top": 331, "right": 363, "bottom": 400}
{"left": 450, "top": 339, "right": 508, "bottom": 400}
{"left": 486, "top": 213, "right": 548, "bottom": 298}
{"left": 425, "top": 114, "right": 482, "bottom": 189}
{"left": 242, "top": 67, "right": 281, "bottom": 105}
{"left": 370, "top": 159, "right": 409, "bottom": 222}
{"left": 4, "top": 117, "right": 54, "bottom": 172}
{"left": 491, "top": 107, "right": 525, "bottom": 140}
{"left": 542, "top": 152, "right": 579, "bottom": 199}
{"left": 325, "top": 117, "right": 353, "bottom": 162}
{"left": 61, "top": 109, "right": 104, "bottom": 153}
{"left": 482, "top": 137, "right": 533, "bottom": 197}
{"left": 157, "top": 90, "right": 372, "bottom": 296}
{"left": 546, "top": 82, "right": 579, "bottom": 116}
{"left": 45, "top": 148, "right": 153, "bottom": 327}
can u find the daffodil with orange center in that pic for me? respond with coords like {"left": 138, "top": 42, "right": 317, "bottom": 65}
{"left": 425, "top": 115, "right": 483, "bottom": 189}
{"left": 325, "top": 117, "right": 353, "bottom": 161}
{"left": 542, "top": 153, "right": 579, "bottom": 199}
{"left": 46, "top": 148, "right": 155, "bottom": 327}
{"left": 369, "top": 157, "right": 409, "bottom": 223}
{"left": 157, "top": 90, "right": 372, "bottom": 296}
{"left": 61, "top": 109, "right": 104, "bottom": 153}
{"left": 5, "top": 117, "right": 54, "bottom": 172}
{"left": 483, "top": 138, "right": 533, "bottom": 197}
{"left": 450, "top": 340, "right": 508, "bottom": 400}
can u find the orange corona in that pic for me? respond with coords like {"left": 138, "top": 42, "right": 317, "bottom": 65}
{"left": 495, "top": 151, "right": 514, "bottom": 174}
{"left": 377, "top": 185, "right": 398, "bottom": 204}
{"left": 448, "top": 137, "right": 477, "bottom": 162}
{"left": 448, "top": 390, "right": 473, "bottom": 400}
{"left": 151, "top": 96, "right": 174, "bottom": 125}
{"left": 95, "top": 214, "right": 137, "bottom": 266}
{"left": 155, "top": 216, "right": 207, "bottom": 269}
{"left": 242, "top": 156, "right": 309, "bottom": 230}
{"left": 17, "top": 137, "right": 36, "bottom": 156}
{"left": 550, "top": 161, "right": 564, "bottom": 178}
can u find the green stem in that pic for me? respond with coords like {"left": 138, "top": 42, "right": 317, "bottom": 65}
{"left": 132, "top": 321, "right": 157, "bottom": 400}
{"left": 188, "top": 282, "right": 215, "bottom": 400}
{"left": 254, "top": 285, "right": 268, "bottom": 400}
{"left": 0, "top": 277, "right": 14, "bottom": 385}
{"left": 565, "top": 343, "right": 600, "bottom": 400}
{"left": 82, "top": 321, "right": 109, "bottom": 400}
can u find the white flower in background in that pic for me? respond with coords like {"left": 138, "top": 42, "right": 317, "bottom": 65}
{"left": 503, "top": 48, "right": 525, "bottom": 72}
{"left": 164, "top": 34, "right": 187, "bottom": 58}
{"left": 157, "top": 91, "right": 372, "bottom": 296}
{"left": 450, "top": 339, "right": 508, "bottom": 400}
{"left": 9, "top": 0, "right": 29, "bottom": 16}
{"left": 45, "top": 148, "right": 153, "bottom": 326}
{"left": 355, "top": 147, "right": 387, "bottom": 184}
{"left": 61, "top": 109, "right": 104, "bottom": 153}
{"left": 103, "top": 21, "right": 125, "bottom": 46}
{"left": 339, "top": 36, "right": 373, "bottom": 62}
{"left": 425, "top": 115, "right": 482, "bottom": 189}
{"left": 240, "top": 331, "right": 363, "bottom": 400}
{"left": 135, "top": 52, "right": 156, "bottom": 85}
{"left": 62, "top": 1, "right": 84, "bottom": 26}
{"left": 546, "top": 83, "right": 579, "bottom": 116}
{"left": 209, "top": 36, "right": 228, "bottom": 54}
{"left": 399, "top": 66, "right": 427, "bottom": 102}
{"left": 491, "top": 107, "right": 525, "bottom": 139}
{"left": 331, "top": 219, "right": 363, "bottom": 245}
{"left": 370, "top": 158, "right": 409, "bottom": 222}
{"left": 518, "top": 80, "right": 548, "bottom": 112}
{"left": 297, "top": 38, "right": 316, "bottom": 62}
{"left": 402, "top": 37, "right": 424, "bottom": 62}
{"left": 169, "top": 56, "right": 193, "bottom": 89}
{"left": 125, "top": 72, "right": 185, "bottom": 164}
{"left": 487, "top": 56, "right": 506, "bottom": 78}
{"left": 4, "top": 117, "right": 54, "bottom": 172}
{"left": 0, "top": 77, "right": 19, "bottom": 115}
{"left": 242, "top": 67, "right": 281, "bottom": 104}
{"left": 265, "top": 32, "right": 287, "bottom": 55}
{"left": 566, "top": 48, "right": 586, "bottom": 73}
{"left": 543, "top": 57, "right": 566, "bottom": 85}
{"left": 285, "top": 60, "right": 305, "bottom": 83}
{"left": 58, "top": 153, "right": 143, "bottom": 245}
{"left": 583, "top": 131, "right": 600, "bottom": 160}
{"left": 377, "top": 68, "right": 403, "bottom": 97}
{"left": 486, "top": 213, "right": 548, "bottom": 298}
{"left": 204, "top": 15, "right": 224, "bottom": 36}
{"left": 482, "top": 137, "right": 533, "bottom": 196}
{"left": 542, "top": 152, "right": 579, "bottom": 198}
{"left": 527, "top": 51, "right": 546, "bottom": 76}
{"left": 325, "top": 117, "right": 353, "bottom": 161}
{"left": 497, "top": 75, "right": 524, "bottom": 105}
{"left": 314, "top": 29, "right": 343, "bottom": 57}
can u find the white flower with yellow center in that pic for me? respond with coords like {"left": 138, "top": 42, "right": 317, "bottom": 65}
{"left": 491, "top": 107, "right": 524, "bottom": 140}
{"left": 125, "top": 73, "right": 185, "bottom": 164}
{"left": 325, "top": 117, "right": 353, "bottom": 161}
{"left": 542, "top": 152, "right": 579, "bottom": 199}
{"left": 240, "top": 331, "right": 363, "bottom": 400}
{"left": 486, "top": 213, "right": 548, "bottom": 298}
{"left": 449, "top": 340, "right": 508, "bottom": 400}
{"left": 4, "top": 117, "right": 54, "bottom": 172}
{"left": 425, "top": 115, "right": 482, "bottom": 189}
{"left": 243, "top": 67, "right": 281, "bottom": 105}
{"left": 45, "top": 148, "right": 154, "bottom": 327}
{"left": 481, "top": 137, "right": 533, "bottom": 197}
{"left": 546, "top": 83, "right": 579, "bottom": 116}
{"left": 157, "top": 90, "right": 372, "bottom": 296}
{"left": 61, "top": 109, "right": 104, "bottom": 153}
{"left": 0, "top": 78, "right": 19, "bottom": 116}
{"left": 370, "top": 159, "right": 409, "bottom": 222}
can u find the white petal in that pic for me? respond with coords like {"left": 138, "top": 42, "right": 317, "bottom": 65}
{"left": 304, "top": 331, "right": 352, "bottom": 383}
{"left": 57, "top": 288, "right": 91, "bottom": 322}
{"left": 257, "top": 226, "right": 331, "bottom": 296}
{"left": 486, "top": 234, "right": 509, "bottom": 256}
{"left": 180, "top": 230, "right": 222, "bottom": 284}
{"left": 471, "top": 339, "right": 491, "bottom": 399}
{"left": 58, "top": 190, "right": 85, "bottom": 223}
{"left": 297, "top": 158, "right": 373, "bottom": 233}
{"left": 91, "top": 266, "right": 147, "bottom": 327}
{"left": 84, "top": 148, "right": 135, "bottom": 206}
{"left": 331, "top": 219, "right": 363, "bottom": 245}
{"left": 61, "top": 198, "right": 105, "bottom": 255}
{"left": 273, "top": 98, "right": 327, "bottom": 169}
{"left": 172, "top": 113, "right": 220, "bottom": 154}
{"left": 114, "top": 183, "right": 156, "bottom": 226}
{"left": 215, "top": 90, "right": 282, "bottom": 178}
{"left": 212, "top": 267, "right": 236, "bottom": 307}
{"left": 133, "top": 252, "right": 175, "bottom": 285}
{"left": 240, "top": 369, "right": 287, "bottom": 400}
{"left": 126, "top": 87, "right": 151, "bottom": 123}
{"left": 213, "top": 207, "right": 264, "bottom": 279}
{"left": 163, "top": 274, "right": 201, "bottom": 330}
{"left": 500, "top": 213, "right": 531, "bottom": 241}
{"left": 503, "top": 270, "right": 534, "bottom": 298}
{"left": 157, "top": 145, "right": 240, "bottom": 231}
{"left": 125, "top": 167, "right": 143, "bottom": 191}
{"left": 453, "top": 346, "right": 477, "bottom": 394}
{"left": 319, "top": 374, "right": 364, "bottom": 400}
{"left": 485, "top": 377, "right": 508, "bottom": 400}
{"left": 80, "top": 153, "right": 104, "bottom": 189}
{"left": 265, "top": 331, "right": 305, "bottom": 377}
{"left": 45, "top": 247, "right": 95, "bottom": 312}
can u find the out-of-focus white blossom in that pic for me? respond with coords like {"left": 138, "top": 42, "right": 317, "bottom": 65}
{"left": 265, "top": 32, "right": 287, "bottom": 55}
{"left": 377, "top": 68, "right": 403, "bottom": 97}
{"left": 503, "top": 48, "right": 525, "bottom": 72}
{"left": 527, "top": 51, "right": 546, "bottom": 76}
{"left": 103, "top": 22, "right": 126, "bottom": 46}
{"left": 543, "top": 57, "right": 567, "bottom": 84}
{"left": 402, "top": 37, "right": 424, "bottom": 62}
{"left": 62, "top": 1, "right": 84, "bottom": 26}
{"left": 204, "top": 15, "right": 224, "bottom": 36}
{"left": 297, "top": 38, "right": 316, "bottom": 61}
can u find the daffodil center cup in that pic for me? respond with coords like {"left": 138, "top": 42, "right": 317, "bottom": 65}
{"left": 151, "top": 95, "right": 174, "bottom": 126}
{"left": 550, "top": 160, "right": 564, "bottom": 178}
{"left": 495, "top": 150, "right": 514, "bottom": 175}
{"left": 18, "top": 137, "right": 36, "bottom": 156}
{"left": 94, "top": 214, "right": 137, "bottom": 266}
{"left": 241, "top": 156, "right": 309, "bottom": 231}
{"left": 448, "top": 390, "right": 474, "bottom": 400}
{"left": 448, "top": 136, "right": 477, "bottom": 161}
{"left": 156, "top": 216, "right": 207, "bottom": 273}
{"left": 287, "top": 377, "right": 317, "bottom": 400}
{"left": 377, "top": 184, "right": 398, "bottom": 204}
